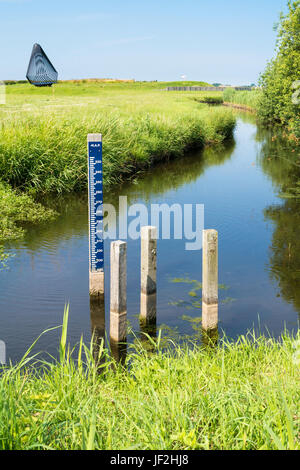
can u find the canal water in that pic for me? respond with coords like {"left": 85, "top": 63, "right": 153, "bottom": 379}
{"left": 1, "top": 112, "right": 299, "bottom": 362}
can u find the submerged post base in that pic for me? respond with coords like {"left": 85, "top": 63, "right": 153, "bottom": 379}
{"left": 110, "top": 311, "right": 127, "bottom": 343}
{"left": 140, "top": 292, "right": 156, "bottom": 323}
{"left": 89, "top": 270, "right": 104, "bottom": 297}
{"left": 202, "top": 302, "right": 218, "bottom": 331}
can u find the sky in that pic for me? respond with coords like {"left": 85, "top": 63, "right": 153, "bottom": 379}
{"left": 0, "top": 0, "right": 288, "bottom": 84}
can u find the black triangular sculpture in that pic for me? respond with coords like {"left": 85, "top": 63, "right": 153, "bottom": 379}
{"left": 26, "top": 43, "right": 58, "bottom": 87}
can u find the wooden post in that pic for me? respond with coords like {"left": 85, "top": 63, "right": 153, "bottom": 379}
{"left": 88, "top": 133, "right": 104, "bottom": 296}
{"left": 89, "top": 270, "right": 104, "bottom": 297}
{"left": 202, "top": 229, "right": 218, "bottom": 330}
{"left": 110, "top": 241, "right": 127, "bottom": 343}
{"left": 140, "top": 226, "right": 157, "bottom": 324}
{"left": 0, "top": 340, "right": 5, "bottom": 365}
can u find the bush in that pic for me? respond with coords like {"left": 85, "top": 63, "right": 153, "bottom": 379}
{"left": 0, "top": 181, "right": 56, "bottom": 241}
{"left": 258, "top": 0, "right": 300, "bottom": 134}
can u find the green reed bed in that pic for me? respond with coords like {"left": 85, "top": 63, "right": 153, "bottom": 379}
{"left": 0, "top": 308, "right": 299, "bottom": 450}
{"left": 223, "top": 88, "right": 262, "bottom": 111}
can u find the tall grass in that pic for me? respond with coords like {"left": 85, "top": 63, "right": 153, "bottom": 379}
{"left": 0, "top": 310, "right": 299, "bottom": 450}
{"left": 223, "top": 88, "right": 262, "bottom": 111}
{"left": 0, "top": 82, "right": 235, "bottom": 194}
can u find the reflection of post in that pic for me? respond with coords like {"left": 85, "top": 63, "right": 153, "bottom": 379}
{"left": 202, "top": 327, "right": 219, "bottom": 350}
{"left": 202, "top": 229, "right": 218, "bottom": 331}
{"left": 140, "top": 226, "right": 157, "bottom": 324}
{"left": 110, "top": 340, "right": 127, "bottom": 365}
{"left": 110, "top": 241, "right": 127, "bottom": 343}
{"left": 90, "top": 295, "right": 105, "bottom": 364}
{"left": 140, "top": 317, "right": 157, "bottom": 353}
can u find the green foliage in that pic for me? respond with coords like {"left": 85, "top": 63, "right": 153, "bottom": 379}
{"left": 257, "top": 124, "right": 300, "bottom": 311}
{"left": 197, "top": 95, "right": 224, "bottom": 104}
{"left": 258, "top": 0, "right": 300, "bottom": 135}
{"left": 264, "top": 199, "right": 300, "bottom": 312}
{"left": 0, "top": 181, "right": 57, "bottom": 241}
{"left": 0, "top": 312, "right": 299, "bottom": 450}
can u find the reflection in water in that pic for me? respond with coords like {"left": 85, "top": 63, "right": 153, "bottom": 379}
{"left": 257, "top": 125, "right": 300, "bottom": 197}
{"left": 257, "top": 124, "right": 300, "bottom": 318}
{"left": 110, "top": 340, "right": 127, "bottom": 365}
{"left": 90, "top": 296, "right": 128, "bottom": 365}
{"left": 139, "top": 317, "right": 157, "bottom": 353}
{"left": 264, "top": 200, "right": 300, "bottom": 317}
{"left": 115, "top": 138, "right": 236, "bottom": 204}
{"left": 201, "top": 327, "right": 219, "bottom": 350}
{"left": 90, "top": 295, "right": 106, "bottom": 366}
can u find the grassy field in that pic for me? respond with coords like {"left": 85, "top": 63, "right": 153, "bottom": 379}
{"left": 0, "top": 81, "right": 235, "bottom": 194}
{"left": 0, "top": 309, "right": 299, "bottom": 450}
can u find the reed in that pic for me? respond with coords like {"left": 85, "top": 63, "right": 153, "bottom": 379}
{"left": 0, "top": 309, "right": 299, "bottom": 450}
{"left": 223, "top": 88, "right": 262, "bottom": 110}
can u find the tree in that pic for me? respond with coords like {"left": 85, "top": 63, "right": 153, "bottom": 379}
{"left": 258, "top": 1, "right": 300, "bottom": 138}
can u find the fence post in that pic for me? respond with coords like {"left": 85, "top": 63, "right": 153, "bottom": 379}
{"left": 88, "top": 133, "right": 104, "bottom": 296}
{"left": 202, "top": 229, "right": 218, "bottom": 330}
{"left": 110, "top": 241, "right": 127, "bottom": 343}
{"left": 140, "top": 226, "right": 157, "bottom": 324}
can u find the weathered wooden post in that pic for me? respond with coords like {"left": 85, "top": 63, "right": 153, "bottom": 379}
{"left": 110, "top": 241, "right": 127, "bottom": 343}
{"left": 88, "top": 133, "right": 104, "bottom": 296}
{"left": 202, "top": 229, "right": 218, "bottom": 330}
{"left": 140, "top": 226, "right": 157, "bottom": 324}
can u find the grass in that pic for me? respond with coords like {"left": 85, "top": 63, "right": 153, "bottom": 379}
{"left": 223, "top": 88, "right": 262, "bottom": 111}
{"left": 0, "top": 308, "right": 299, "bottom": 450}
{"left": 0, "top": 82, "right": 235, "bottom": 195}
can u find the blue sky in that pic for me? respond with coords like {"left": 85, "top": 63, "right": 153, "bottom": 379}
{"left": 0, "top": 0, "right": 287, "bottom": 84}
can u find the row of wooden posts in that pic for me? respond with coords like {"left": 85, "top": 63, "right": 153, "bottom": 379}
{"left": 89, "top": 227, "right": 219, "bottom": 344}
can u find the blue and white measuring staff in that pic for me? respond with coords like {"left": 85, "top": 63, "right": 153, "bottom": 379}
{"left": 88, "top": 134, "right": 104, "bottom": 276}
